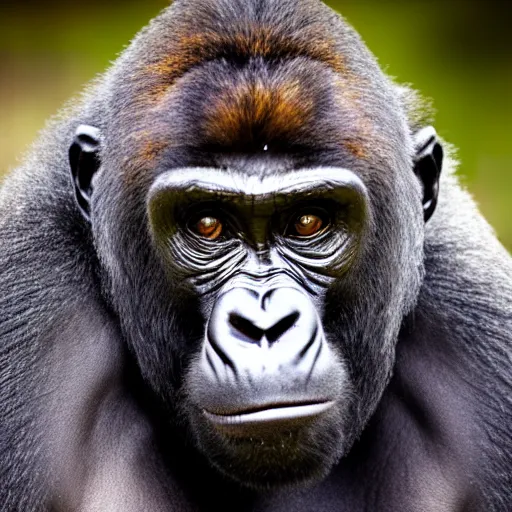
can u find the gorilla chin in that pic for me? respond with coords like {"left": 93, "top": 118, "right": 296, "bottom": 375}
{"left": 187, "top": 400, "right": 347, "bottom": 489}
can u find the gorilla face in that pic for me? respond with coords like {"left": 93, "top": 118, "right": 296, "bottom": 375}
{"left": 70, "top": 12, "right": 441, "bottom": 489}
{"left": 146, "top": 167, "right": 369, "bottom": 487}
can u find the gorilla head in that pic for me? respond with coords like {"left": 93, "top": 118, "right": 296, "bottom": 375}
{"left": 69, "top": 0, "right": 442, "bottom": 489}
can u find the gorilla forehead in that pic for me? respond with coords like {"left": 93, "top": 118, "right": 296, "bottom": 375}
{"left": 103, "top": 0, "right": 410, "bottom": 183}
{"left": 144, "top": 58, "right": 393, "bottom": 157}
{"left": 108, "top": 58, "right": 408, "bottom": 189}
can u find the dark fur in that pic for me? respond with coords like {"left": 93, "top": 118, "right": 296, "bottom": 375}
{"left": 1, "top": 0, "right": 511, "bottom": 510}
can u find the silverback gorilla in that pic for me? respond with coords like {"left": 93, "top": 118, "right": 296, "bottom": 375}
{"left": 1, "top": 1, "right": 511, "bottom": 511}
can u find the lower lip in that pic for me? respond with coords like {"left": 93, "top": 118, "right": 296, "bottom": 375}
{"left": 203, "top": 401, "right": 336, "bottom": 428}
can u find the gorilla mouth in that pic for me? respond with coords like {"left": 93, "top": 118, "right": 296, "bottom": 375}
{"left": 203, "top": 401, "right": 336, "bottom": 436}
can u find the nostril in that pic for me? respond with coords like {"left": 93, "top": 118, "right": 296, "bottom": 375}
{"left": 229, "top": 313, "right": 264, "bottom": 343}
{"left": 266, "top": 312, "right": 300, "bottom": 343}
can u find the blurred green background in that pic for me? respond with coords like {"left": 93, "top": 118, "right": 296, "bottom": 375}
{"left": 0, "top": 0, "right": 510, "bottom": 249}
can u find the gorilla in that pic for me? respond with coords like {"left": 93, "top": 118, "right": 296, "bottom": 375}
{"left": 1, "top": 0, "right": 511, "bottom": 511}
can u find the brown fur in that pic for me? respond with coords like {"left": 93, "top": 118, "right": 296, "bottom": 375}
{"left": 202, "top": 77, "right": 315, "bottom": 148}
{"left": 146, "top": 23, "right": 346, "bottom": 100}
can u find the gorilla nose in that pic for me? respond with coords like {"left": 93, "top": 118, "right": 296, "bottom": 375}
{"left": 208, "top": 287, "right": 319, "bottom": 351}
{"left": 228, "top": 309, "right": 300, "bottom": 345}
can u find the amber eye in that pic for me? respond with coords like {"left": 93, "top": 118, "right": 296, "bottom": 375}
{"left": 194, "top": 216, "right": 223, "bottom": 240}
{"left": 292, "top": 213, "right": 325, "bottom": 237}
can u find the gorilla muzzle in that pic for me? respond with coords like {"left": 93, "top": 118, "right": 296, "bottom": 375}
{"left": 196, "top": 283, "right": 340, "bottom": 436}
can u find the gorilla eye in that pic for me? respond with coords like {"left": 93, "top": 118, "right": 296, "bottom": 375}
{"left": 194, "top": 217, "right": 223, "bottom": 240}
{"left": 287, "top": 212, "right": 328, "bottom": 238}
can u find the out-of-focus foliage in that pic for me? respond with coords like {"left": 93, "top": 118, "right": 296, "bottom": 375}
{"left": 0, "top": 0, "right": 510, "bottom": 249}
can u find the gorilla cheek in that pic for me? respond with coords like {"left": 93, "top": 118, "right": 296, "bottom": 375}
{"left": 181, "top": 287, "right": 354, "bottom": 488}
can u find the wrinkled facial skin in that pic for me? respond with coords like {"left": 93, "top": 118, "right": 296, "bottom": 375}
{"left": 146, "top": 166, "right": 370, "bottom": 487}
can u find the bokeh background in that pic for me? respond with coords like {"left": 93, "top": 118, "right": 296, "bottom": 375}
{"left": 1, "top": 0, "right": 510, "bottom": 249}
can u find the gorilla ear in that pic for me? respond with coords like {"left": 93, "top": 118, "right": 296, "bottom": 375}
{"left": 69, "top": 125, "right": 102, "bottom": 222}
{"left": 413, "top": 126, "right": 443, "bottom": 222}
